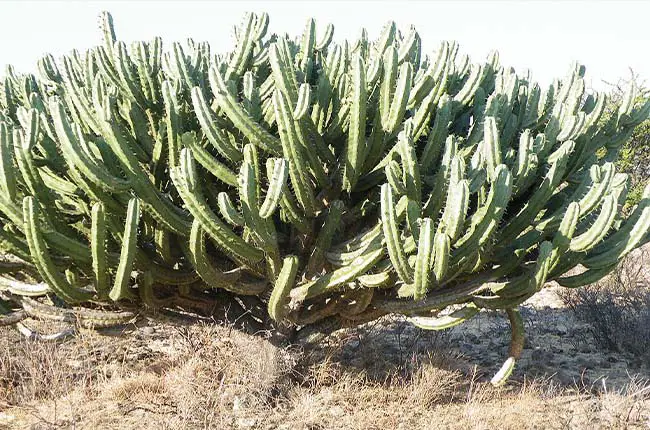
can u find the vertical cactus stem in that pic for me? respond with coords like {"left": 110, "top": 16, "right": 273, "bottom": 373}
{"left": 380, "top": 183, "right": 413, "bottom": 284}
{"left": 109, "top": 198, "right": 140, "bottom": 302}
{"left": 91, "top": 202, "right": 109, "bottom": 298}
{"left": 225, "top": 13, "right": 256, "bottom": 82}
{"left": 208, "top": 66, "right": 282, "bottom": 155}
{"left": 483, "top": 117, "right": 502, "bottom": 181}
{"left": 174, "top": 148, "right": 264, "bottom": 265}
{"left": 272, "top": 89, "right": 317, "bottom": 216}
{"left": 23, "top": 197, "right": 93, "bottom": 303}
{"left": 268, "top": 255, "right": 300, "bottom": 322}
{"left": 98, "top": 11, "right": 117, "bottom": 60}
{"left": 433, "top": 232, "right": 450, "bottom": 282}
{"left": 190, "top": 87, "right": 242, "bottom": 163}
{"left": 315, "top": 23, "right": 334, "bottom": 51}
{"left": 51, "top": 99, "right": 130, "bottom": 192}
{"left": 398, "top": 124, "right": 421, "bottom": 203}
{"left": 260, "top": 158, "right": 288, "bottom": 219}
{"left": 306, "top": 200, "right": 344, "bottom": 276}
{"left": 0, "top": 122, "right": 16, "bottom": 201}
{"left": 383, "top": 62, "right": 413, "bottom": 135}
{"left": 413, "top": 217, "right": 434, "bottom": 301}
{"left": 343, "top": 54, "right": 367, "bottom": 193}
{"left": 490, "top": 308, "right": 524, "bottom": 386}
{"left": 549, "top": 202, "right": 580, "bottom": 271}
{"left": 294, "top": 84, "right": 311, "bottom": 120}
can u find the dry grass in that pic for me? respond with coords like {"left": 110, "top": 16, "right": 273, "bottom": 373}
{"left": 0, "top": 317, "right": 648, "bottom": 430}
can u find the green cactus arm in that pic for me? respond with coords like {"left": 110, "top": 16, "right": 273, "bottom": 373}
{"left": 397, "top": 26, "right": 420, "bottom": 65}
{"left": 60, "top": 56, "right": 103, "bottom": 136}
{"left": 217, "top": 192, "right": 245, "bottom": 226}
{"left": 290, "top": 236, "right": 384, "bottom": 304}
{"left": 380, "top": 183, "right": 413, "bottom": 284}
{"left": 413, "top": 217, "right": 434, "bottom": 301}
{"left": 23, "top": 197, "right": 93, "bottom": 303}
{"left": 269, "top": 40, "right": 300, "bottom": 103}
{"left": 208, "top": 66, "right": 282, "bottom": 155}
{"left": 408, "top": 303, "right": 480, "bottom": 330}
{"left": 108, "top": 198, "right": 140, "bottom": 302}
{"left": 569, "top": 194, "right": 617, "bottom": 252}
{"left": 306, "top": 200, "right": 344, "bottom": 276}
{"left": 439, "top": 179, "right": 470, "bottom": 242}
{"left": 556, "top": 263, "right": 617, "bottom": 288}
{"left": 383, "top": 62, "right": 413, "bottom": 135}
{"left": 98, "top": 11, "right": 117, "bottom": 61}
{"left": 180, "top": 132, "right": 238, "bottom": 187}
{"left": 453, "top": 63, "right": 484, "bottom": 107}
{"left": 51, "top": 100, "right": 130, "bottom": 192}
{"left": 98, "top": 98, "right": 191, "bottom": 236}
{"left": 259, "top": 158, "right": 288, "bottom": 219}
{"left": 91, "top": 202, "right": 109, "bottom": 298}
{"left": 294, "top": 83, "right": 311, "bottom": 120}
{"left": 453, "top": 165, "right": 513, "bottom": 264}
{"left": 113, "top": 41, "right": 147, "bottom": 105}
{"left": 225, "top": 13, "right": 260, "bottom": 81}
{"left": 268, "top": 255, "right": 299, "bottom": 322}
{"left": 315, "top": 23, "right": 334, "bottom": 51}
{"left": 582, "top": 183, "right": 650, "bottom": 269}
{"left": 39, "top": 166, "right": 79, "bottom": 196}
{"left": 433, "top": 232, "right": 451, "bottom": 283}
{"left": 385, "top": 160, "right": 407, "bottom": 195}
{"left": 490, "top": 308, "right": 524, "bottom": 386}
{"left": 298, "top": 18, "right": 316, "bottom": 76}
{"left": 408, "top": 40, "right": 449, "bottom": 110}
{"left": 326, "top": 226, "right": 382, "bottom": 266}
{"left": 498, "top": 143, "right": 571, "bottom": 244}
{"left": 342, "top": 54, "right": 368, "bottom": 193}
{"left": 379, "top": 47, "right": 398, "bottom": 130}
{"left": 483, "top": 117, "right": 503, "bottom": 181}
{"left": 548, "top": 202, "right": 580, "bottom": 271}
{"left": 187, "top": 219, "right": 265, "bottom": 295}
{"left": 272, "top": 89, "right": 318, "bottom": 216}
{"left": 0, "top": 122, "right": 16, "bottom": 201}
{"left": 420, "top": 95, "right": 452, "bottom": 172}
{"left": 422, "top": 136, "right": 458, "bottom": 218}
{"left": 190, "top": 87, "right": 242, "bottom": 163}
{"left": 172, "top": 148, "right": 264, "bottom": 265}
{"left": 398, "top": 124, "right": 421, "bottom": 203}
{"left": 238, "top": 152, "right": 280, "bottom": 274}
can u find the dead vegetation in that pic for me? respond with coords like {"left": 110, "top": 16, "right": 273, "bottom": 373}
{"left": 0, "top": 313, "right": 648, "bottom": 430}
{"left": 560, "top": 249, "right": 650, "bottom": 360}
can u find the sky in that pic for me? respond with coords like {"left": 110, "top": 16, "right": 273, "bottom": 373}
{"left": 1, "top": 1, "right": 649, "bottom": 91}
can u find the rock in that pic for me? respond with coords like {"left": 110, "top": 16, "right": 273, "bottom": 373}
{"left": 142, "top": 326, "right": 155, "bottom": 335}
{"left": 236, "top": 418, "right": 257, "bottom": 428}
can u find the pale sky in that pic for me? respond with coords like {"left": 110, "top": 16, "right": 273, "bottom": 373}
{"left": 1, "top": 1, "right": 649, "bottom": 91}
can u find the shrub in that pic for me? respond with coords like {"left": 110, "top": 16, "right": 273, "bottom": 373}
{"left": 0, "top": 12, "right": 649, "bottom": 384}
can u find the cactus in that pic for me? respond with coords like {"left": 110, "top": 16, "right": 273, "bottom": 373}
{"left": 0, "top": 12, "right": 649, "bottom": 386}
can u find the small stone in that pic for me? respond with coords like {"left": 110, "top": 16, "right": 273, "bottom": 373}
{"left": 236, "top": 418, "right": 257, "bottom": 428}
{"left": 142, "top": 326, "right": 155, "bottom": 335}
{"left": 330, "top": 406, "right": 345, "bottom": 417}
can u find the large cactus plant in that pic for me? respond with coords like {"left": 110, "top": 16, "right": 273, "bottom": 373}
{"left": 0, "top": 12, "right": 649, "bottom": 385}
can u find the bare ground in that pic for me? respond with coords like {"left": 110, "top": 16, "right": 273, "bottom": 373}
{"left": 0, "top": 284, "right": 649, "bottom": 430}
